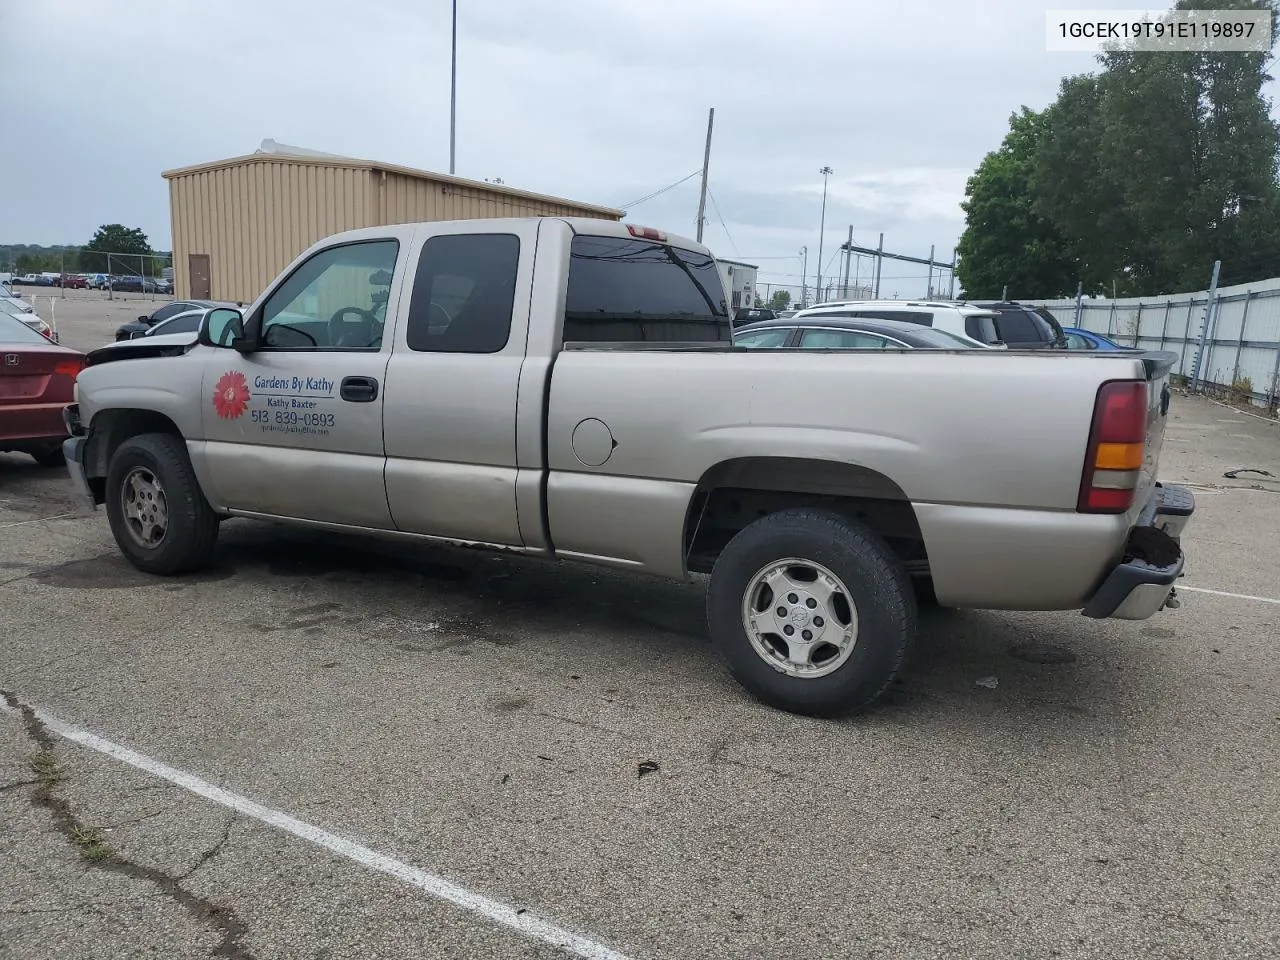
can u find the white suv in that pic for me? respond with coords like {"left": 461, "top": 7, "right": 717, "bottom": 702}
{"left": 795, "top": 300, "right": 1005, "bottom": 348}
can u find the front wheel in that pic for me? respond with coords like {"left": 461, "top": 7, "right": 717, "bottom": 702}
{"left": 707, "top": 508, "right": 916, "bottom": 717}
{"left": 104, "top": 433, "right": 219, "bottom": 575}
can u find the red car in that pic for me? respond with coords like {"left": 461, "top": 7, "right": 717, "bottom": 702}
{"left": 0, "top": 312, "right": 85, "bottom": 466}
{"left": 59, "top": 274, "right": 88, "bottom": 289}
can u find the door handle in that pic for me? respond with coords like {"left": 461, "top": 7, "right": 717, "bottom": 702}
{"left": 340, "top": 376, "right": 379, "bottom": 402}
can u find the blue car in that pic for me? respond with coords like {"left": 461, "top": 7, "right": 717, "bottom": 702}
{"left": 1062, "top": 327, "right": 1138, "bottom": 351}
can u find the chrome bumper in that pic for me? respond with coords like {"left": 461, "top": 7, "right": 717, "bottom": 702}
{"left": 1081, "top": 483, "right": 1194, "bottom": 621}
{"left": 62, "top": 435, "right": 97, "bottom": 513}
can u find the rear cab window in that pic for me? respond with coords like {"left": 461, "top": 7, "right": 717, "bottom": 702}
{"left": 563, "top": 235, "right": 730, "bottom": 343}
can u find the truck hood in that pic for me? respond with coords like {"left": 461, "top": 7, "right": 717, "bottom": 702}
{"left": 85, "top": 332, "right": 198, "bottom": 367}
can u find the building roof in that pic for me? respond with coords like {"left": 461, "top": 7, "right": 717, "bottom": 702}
{"left": 161, "top": 144, "right": 625, "bottom": 219}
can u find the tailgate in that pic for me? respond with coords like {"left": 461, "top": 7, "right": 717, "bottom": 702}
{"left": 1138, "top": 351, "right": 1177, "bottom": 495}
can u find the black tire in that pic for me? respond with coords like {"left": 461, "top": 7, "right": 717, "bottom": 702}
{"left": 31, "top": 445, "right": 66, "bottom": 468}
{"left": 104, "top": 432, "right": 219, "bottom": 575}
{"left": 706, "top": 508, "right": 916, "bottom": 717}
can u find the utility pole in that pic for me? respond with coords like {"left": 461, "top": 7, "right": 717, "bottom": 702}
{"left": 949, "top": 251, "right": 957, "bottom": 298}
{"left": 695, "top": 108, "right": 715, "bottom": 243}
{"left": 816, "top": 166, "right": 832, "bottom": 303}
{"left": 800, "top": 246, "right": 808, "bottom": 307}
{"left": 925, "top": 244, "right": 935, "bottom": 297}
{"left": 449, "top": 0, "right": 457, "bottom": 175}
{"left": 841, "top": 225, "right": 852, "bottom": 298}
{"left": 873, "top": 233, "right": 884, "bottom": 298}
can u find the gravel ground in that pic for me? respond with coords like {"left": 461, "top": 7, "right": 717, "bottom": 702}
{"left": 1, "top": 391, "right": 1278, "bottom": 960}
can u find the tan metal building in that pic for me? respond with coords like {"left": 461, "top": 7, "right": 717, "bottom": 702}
{"left": 162, "top": 147, "right": 624, "bottom": 303}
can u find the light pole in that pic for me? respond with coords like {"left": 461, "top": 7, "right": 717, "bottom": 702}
{"left": 799, "top": 246, "right": 808, "bottom": 307}
{"left": 449, "top": 0, "right": 457, "bottom": 175}
{"left": 816, "top": 166, "right": 833, "bottom": 305}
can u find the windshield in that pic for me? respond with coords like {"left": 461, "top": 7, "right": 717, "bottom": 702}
{"left": 912, "top": 327, "right": 984, "bottom": 348}
{"left": 0, "top": 312, "right": 51, "bottom": 344}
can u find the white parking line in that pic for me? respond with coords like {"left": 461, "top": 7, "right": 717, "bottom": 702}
{"left": 1, "top": 702, "right": 635, "bottom": 960}
{"left": 1179, "top": 585, "right": 1280, "bottom": 605}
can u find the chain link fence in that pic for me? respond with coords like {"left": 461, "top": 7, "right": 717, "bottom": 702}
{"left": 1032, "top": 276, "right": 1280, "bottom": 413}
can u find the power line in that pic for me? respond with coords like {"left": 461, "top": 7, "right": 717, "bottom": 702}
{"left": 617, "top": 170, "right": 702, "bottom": 212}
{"left": 706, "top": 189, "right": 738, "bottom": 257}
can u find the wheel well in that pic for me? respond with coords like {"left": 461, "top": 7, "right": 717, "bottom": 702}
{"left": 683, "top": 457, "right": 929, "bottom": 577}
{"left": 83, "top": 409, "right": 184, "bottom": 502}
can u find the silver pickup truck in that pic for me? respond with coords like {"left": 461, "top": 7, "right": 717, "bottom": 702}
{"left": 61, "top": 218, "right": 1194, "bottom": 715}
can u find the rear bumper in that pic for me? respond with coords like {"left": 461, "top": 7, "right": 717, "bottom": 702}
{"left": 62, "top": 435, "right": 97, "bottom": 512}
{"left": 1081, "top": 483, "right": 1194, "bottom": 620}
{"left": 0, "top": 401, "right": 66, "bottom": 445}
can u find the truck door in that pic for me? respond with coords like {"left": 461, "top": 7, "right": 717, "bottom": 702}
{"left": 381, "top": 220, "right": 536, "bottom": 546}
{"left": 199, "top": 234, "right": 406, "bottom": 528}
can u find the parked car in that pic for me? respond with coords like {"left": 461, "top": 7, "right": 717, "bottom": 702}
{"left": 59, "top": 274, "right": 88, "bottom": 289}
{"left": 16, "top": 274, "right": 55, "bottom": 287}
{"left": 115, "top": 300, "right": 233, "bottom": 341}
{"left": 1, "top": 289, "right": 35, "bottom": 315}
{"left": 111, "top": 275, "right": 163, "bottom": 293}
{"left": 134, "top": 308, "right": 207, "bottom": 341}
{"left": 1062, "top": 327, "right": 1139, "bottom": 351}
{"left": 85, "top": 274, "right": 111, "bottom": 290}
{"left": 154, "top": 277, "right": 174, "bottom": 294}
{"left": 733, "top": 307, "right": 776, "bottom": 327}
{"left": 968, "top": 301, "right": 1067, "bottom": 349}
{"left": 64, "top": 217, "right": 1194, "bottom": 718}
{"left": 734, "top": 315, "right": 987, "bottom": 350}
{"left": 0, "top": 299, "right": 55, "bottom": 341}
{"left": 791, "top": 300, "right": 1007, "bottom": 347}
{"left": 0, "top": 312, "right": 84, "bottom": 466}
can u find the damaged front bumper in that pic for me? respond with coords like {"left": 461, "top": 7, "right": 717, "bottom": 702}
{"left": 1081, "top": 483, "right": 1195, "bottom": 621}
{"left": 62, "top": 433, "right": 97, "bottom": 513}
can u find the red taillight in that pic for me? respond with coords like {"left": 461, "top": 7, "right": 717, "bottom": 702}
{"left": 53, "top": 359, "right": 84, "bottom": 378}
{"left": 1078, "top": 380, "right": 1148, "bottom": 513}
{"left": 625, "top": 223, "right": 668, "bottom": 242}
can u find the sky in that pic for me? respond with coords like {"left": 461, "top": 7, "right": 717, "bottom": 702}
{"left": 3, "top": 0, "right": 1274, "bottom": 298}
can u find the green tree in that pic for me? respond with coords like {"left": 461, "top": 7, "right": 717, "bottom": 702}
{"left": 1032, "top": 0, "right": 1280, "bottom": 295}
{"left": 955, "top": 107, "right": 1079, "bottom": 299}
{"left": 81, "top": 224, "right": 153, "bottom": 274}
{"left": 768, "top": 289, "right": 791, "bottom": 310}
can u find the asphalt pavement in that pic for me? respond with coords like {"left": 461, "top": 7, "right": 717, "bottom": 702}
{"left": 1, "top": 314, "right": 1278, "bottom": 960}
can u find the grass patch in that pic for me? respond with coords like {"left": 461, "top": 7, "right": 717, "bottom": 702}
{"left": 28, "top": 748, "right": 65, "bottom": 786}
{"left": 70, "top": 825, "right": 114, "bottom": 864}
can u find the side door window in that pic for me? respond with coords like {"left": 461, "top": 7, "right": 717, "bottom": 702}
{"left": 260, "top": 240, "right": 399, "bottom": 351}
{"left": 734, "top": 328, "right": 794, "bottom": 348}
{"left": 405, "top": 234, "right": 521, "bottom": 353}
{"left": 799, "top": 329, "right": 891, "bottom": 349}
{"left": 1065, "top": 332, "right": 1096, "bottom": 350}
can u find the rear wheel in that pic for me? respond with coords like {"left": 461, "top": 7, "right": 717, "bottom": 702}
{"left": 104, "top": 433, "right": 219, "bottom": 575}
{"left": 707, "top": 508, "right": 916, "bottom": 717}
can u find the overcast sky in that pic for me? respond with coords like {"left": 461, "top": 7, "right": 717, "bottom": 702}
{"left": 3, "top": 0, "right": 1275, "bottom": 297}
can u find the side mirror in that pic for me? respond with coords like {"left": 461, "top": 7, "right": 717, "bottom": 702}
{"left": 198, "top": 307, "right": 245, "bottom": 349}
{"left": 138, "top": 315, "right": 150, "bottom": 322}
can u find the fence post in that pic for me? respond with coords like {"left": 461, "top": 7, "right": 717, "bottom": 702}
{"left": 1133, "top": 302, "right": 1143, "bottom": 346}
{"left": 1270, "top": 337, "right": 1280, "bottom": 413}
{"left": 1190, "top": 259, "right": 1222, "bottom": 394}
{"left": 1107, "top": 301, "right": 1117, "bottom": 338}
{"left": 1231, "top": 290, "right": 1252, "bottom": 387}
{"left": 1159, "top": 299, "right": 1171, "bottom": 351}
{"left": 1074, "top": 281, "right": 1083, "bottom": 327}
